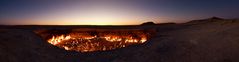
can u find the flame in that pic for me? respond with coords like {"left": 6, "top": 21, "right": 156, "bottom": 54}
{"left": 47, "top": 31, "right": 149, "bottom": 52}
{"left": 104, "top": 36, "right": 122, "bottom": 42}
{"left": 48, "top": 35, "right": 71, "bottom": 45}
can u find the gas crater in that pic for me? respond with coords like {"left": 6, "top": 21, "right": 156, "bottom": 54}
{"left": 35, "top": 29, "right": 154, "bottom": 52}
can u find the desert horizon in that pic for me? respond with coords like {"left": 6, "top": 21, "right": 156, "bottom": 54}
{"left": 1, "top": 0, "right": 239, "bottom": 62}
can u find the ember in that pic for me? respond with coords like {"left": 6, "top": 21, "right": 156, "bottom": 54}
{"left": 43, "top": 29, "right": 151, "bottom": 52}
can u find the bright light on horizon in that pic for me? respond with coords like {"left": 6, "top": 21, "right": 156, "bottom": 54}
{"left": 23, "top": 2, "right": 155, "bottom": 25}
{"left": 0, "top": 1, "right": 160, "bottom": 25}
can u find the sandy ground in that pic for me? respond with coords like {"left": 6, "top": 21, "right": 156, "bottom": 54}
{"left": 0, "top": 18, "right": 239, "bottom": 62}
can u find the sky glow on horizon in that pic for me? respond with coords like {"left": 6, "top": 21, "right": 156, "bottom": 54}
{"left": 0, "top": 0, "right": 239, "bottom": 25}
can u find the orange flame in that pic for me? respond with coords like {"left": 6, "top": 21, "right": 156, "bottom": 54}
{"left": 48, "top": 35, "right": 71, "bottom": 45}
{"left": 47, "top": 31, "right": 149, "bottom": 52}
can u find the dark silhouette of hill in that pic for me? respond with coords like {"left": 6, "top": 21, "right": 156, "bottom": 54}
{"left": 188, "top": 17, "right": 225, "bottom": 23}
{"left": 141, "top": 22, "right": 156, "bottom": 25}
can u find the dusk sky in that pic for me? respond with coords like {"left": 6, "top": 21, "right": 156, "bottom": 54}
{"left": 0, "top": 0, "right": 239, "bottom": 25}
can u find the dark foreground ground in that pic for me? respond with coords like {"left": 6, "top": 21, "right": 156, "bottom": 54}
{"left": 0, "top": 17, "right": 239, "bottom": 62}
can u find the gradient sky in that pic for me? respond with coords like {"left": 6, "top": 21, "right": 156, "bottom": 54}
{"left": 0, "top": 0, "right": 239, "bottom": 25}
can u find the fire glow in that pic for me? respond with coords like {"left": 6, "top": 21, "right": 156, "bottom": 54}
{"left": 46, "top": 30, "right": 149, "bottom": 52}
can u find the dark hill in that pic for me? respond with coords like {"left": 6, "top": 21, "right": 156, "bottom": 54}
{"left": 141, "top": 22, "right": 156, "bottom": 25}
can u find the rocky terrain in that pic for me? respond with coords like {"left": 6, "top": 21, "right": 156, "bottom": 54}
{"left": 0, "top": 17, "right": 239, "bottom": 62}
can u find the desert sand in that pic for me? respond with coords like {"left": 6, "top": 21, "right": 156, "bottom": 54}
{"left": 0, "top": 17, "right": 239, "bottom": 62}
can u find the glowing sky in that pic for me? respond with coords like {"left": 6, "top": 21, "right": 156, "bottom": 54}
{"left": 0, "top": 0, "right": 239, "bottom": 25}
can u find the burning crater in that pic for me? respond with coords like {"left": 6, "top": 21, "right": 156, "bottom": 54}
{"left": 35, "top": 29, "right": 153, "bottom": 52}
